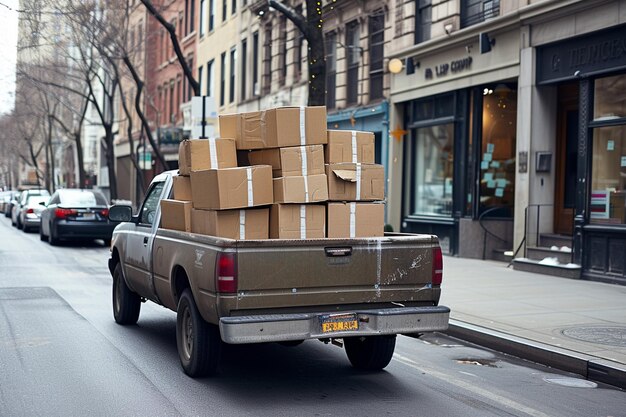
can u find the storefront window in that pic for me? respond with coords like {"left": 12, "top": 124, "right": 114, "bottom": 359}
{"left": 412, "top": 124, "right": 454, "bottom": 216}
{"left": 590, "top": 125, "right": 626, "bottom": 225}
{"left": 478, "top": 84, "right": 517, "bottom": 215}
{"left": 594, "top": 74, "right": 626, "bottom": 120}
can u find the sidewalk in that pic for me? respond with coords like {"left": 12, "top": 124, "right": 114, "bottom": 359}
{"left": 439, "top": 256, "right": 626, "bottom": 389}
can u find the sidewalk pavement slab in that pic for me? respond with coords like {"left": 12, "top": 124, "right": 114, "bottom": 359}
{"left": 438, "top": 256, "right": 626, "bottom": 389}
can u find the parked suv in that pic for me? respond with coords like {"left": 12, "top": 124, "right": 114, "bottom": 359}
{"left": 12, "top": 189, "right": 50, "bottom": 229}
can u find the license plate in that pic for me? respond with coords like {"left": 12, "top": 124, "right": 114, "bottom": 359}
{"left": 81, "top": 213, "right": 96, "bottom": 220}
{"left": 319, "top": 313, "right": 359, "bottom": 333}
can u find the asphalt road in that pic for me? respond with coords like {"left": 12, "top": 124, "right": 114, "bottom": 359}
{"left": 1, "top": 216, "right": 625, "bottom": 417}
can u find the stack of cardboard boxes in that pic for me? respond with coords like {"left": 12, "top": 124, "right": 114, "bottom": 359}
{"left": 160, "top": 105, "right": 385, "bottom": 240}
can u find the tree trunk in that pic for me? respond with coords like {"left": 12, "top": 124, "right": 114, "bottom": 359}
{"left": 74, "top": 132, "right": 86, "bottom": 188}
{"left": 103, "top": 126, "right": 118, "bottom": 201}
{"left": 306, "top": 0, "right": 326, "bottom": 106}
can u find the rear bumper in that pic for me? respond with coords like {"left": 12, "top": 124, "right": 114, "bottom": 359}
{"left": 219, "top": 305, "right": 450, "bottom": 344}
{"left": 53, "top": 220, "right": 116, "bottom": 240}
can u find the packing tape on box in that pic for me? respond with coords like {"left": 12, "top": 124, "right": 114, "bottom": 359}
{"left": 300, "top": 205, "right": 306, "bottom": 239}
{"left": 355, "top": 163, "right": 362, "bottom": 200}
{"left": 351, "top": 131, "right": 358, "bottom": 163}
{"left": 300, "top": 146, "right": 308, "bottom": 176}
{"left": 239, "top": 210, "right": 246, "bottom": 239}
{"left": 350, "top": 203, "right": 356, "bottom": 238}
{"left": 209, "top": 137, "right": 219, "bottom": 169}
{"left": 299, "top": 106, "right": 306, "bottom": 146}
{"left": 246, "top": 167, "right": 254, "bottom": 207}
{"left": 304, "top": 176, "right": 310, "bottom": 203}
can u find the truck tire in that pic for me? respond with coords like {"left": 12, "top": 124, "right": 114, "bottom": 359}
{"left": 344, "top": 335, "right": 396, "bottom": 371}
{"left": 176, "top": 289, "right": 221, "bottom": 378}
{"left": 112, "top": 263, "right": 141, "bottom": 325}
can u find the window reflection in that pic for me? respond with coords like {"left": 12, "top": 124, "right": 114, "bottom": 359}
{"left": 590, "top": 125, "right": 626, "bottom": 225}
{"left": 412, "top": 124, "right": 454, "bottom": 216}
{"left": 594, "top": 74, "right": 626, "bottom": 120}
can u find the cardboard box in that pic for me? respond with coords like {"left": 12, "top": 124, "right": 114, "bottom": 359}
{"left": 172, "top": 175, "right": 192, "bottom": 201}
{"left": 270, "top": 204, "right": 326, "bottom": 239}
{"left": 326, "top": 130, "right": 375, "bottom": 164}
{"left": 248, "top": 145, "right": 325, "bottom": 177}
{"left": 178, "top": 138, "right": 237, "bottom": 175}
{"left": 190, "top": 165, "right": 273, "bottom": 210}
{"left": 191, "top": 208, "right": 269, "bottom": 239}
{"left": 160, "top": 199, "right": 192, "bottom": 232}
{"left": 326, "top": 163, "right": 385, "bottom": 201}
{"left": 327, "top": 202, "right": 385, "bottom": 238}
{"left": 273, "top": 174, "right": 328, "bottom": 204}
{"left": 219, "top": 106, "right": 328, "bottom": 150}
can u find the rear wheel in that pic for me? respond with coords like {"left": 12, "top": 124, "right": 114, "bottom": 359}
{"left": 176, "top": 289, "right": 221, "bottom": 378}
{"left": 39, "top": 228, "right": 47, "bottom": 241}
{"left": 344, "top": 335, "right": 397, "bottom": 371}
{"left": 48, "top": 226, "right": 59, "bottom": 246}
{"left": 22, "top": 225, "right": 30, "bottom": 233}
{"left": 112, "top": 263, "right": 140, "bottom": 325}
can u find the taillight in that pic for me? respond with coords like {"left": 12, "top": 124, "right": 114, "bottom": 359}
{"left": 432, "top": 246, "right": 443, "bottom": 286}
{"left": 215, "top": 252, "right": 237, "bottom": 293}
{"left": 26, "top": 208, "right": 34, "bottom": 214}
{"left": 100, "top": 208, "right": 109, "bottom": 217}
{"left": 55, "top": 208, "right": 77, "bottom": 219}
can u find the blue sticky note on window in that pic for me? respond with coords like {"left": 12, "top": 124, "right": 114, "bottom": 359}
{"left": 483, "top": 153, "right": 492, "bottom": 162}
{"left": 491, "top": 161, "right": 501, "bottom": 168}
{"left": 488, "top": 180, "right": 496, "bottom": 189}
{"left": 496, "top": 179, "right": 507, "bottom": 188}
{"left": 495, "top": 188, "right": 504, "bottom": 197}
{"left": 487, "top": 143, "right": 495, "bottom": 153}
{"left": 484, "top": 173, "right": 494, "bottom": 182}
{"left": 481, "top": 161, "right": 489, "bottom": 170}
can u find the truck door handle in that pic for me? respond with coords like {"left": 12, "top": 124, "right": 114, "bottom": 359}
{"left": 143, "top": 236, "right": 148, "bottom": 246}
{"left": 325, "top": 247, "right": 352, "bottom": 257}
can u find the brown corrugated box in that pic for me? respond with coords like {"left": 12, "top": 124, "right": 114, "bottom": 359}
{"left": 270, "top": 204, "right": 326, "bottom": 239}
{"left": 326, "top": 163, "right": 385, "bottom": 201}
{"left": 326, "top": 130, "right": 375, "bottom": 163}
{"left": 191, "top": 208, "right": 269, "bottom": 239}
{"left": 273, "top": 174, "right": 328, "bottom": 204}
{"left": 178, "top": 138, "right": 237, "bottom": 175}
{"left": 219, "top": 106, "right": 328, "bottom": 150}
{"left": 327, "top": 202, "right": 385, "bottom": 238}
{"left": 160, "top": 199, "right": 192, "bottom": 232}
{"left": 248, "top": 145, "right": 325, "bottom": 177}
{"left": 172, "top": 175, "right": 192, "bottom": 201}
{"left": 190, "top": 165, "right": 273, "bottom": 210}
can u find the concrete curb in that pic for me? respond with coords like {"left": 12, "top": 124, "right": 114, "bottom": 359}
{"left": 444, "top": 319, "right": 626, "bottom": 390}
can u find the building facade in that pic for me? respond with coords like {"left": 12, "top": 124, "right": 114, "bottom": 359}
{"left": 387, "top": 0, "right": 626, "bottom": 284}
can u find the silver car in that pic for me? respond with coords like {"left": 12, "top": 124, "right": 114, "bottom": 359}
{"left": 20, "top": 195, "right": 50, "bottom": 233}
{"left": 12, "top": 189, "right": 50, "bottom": 229}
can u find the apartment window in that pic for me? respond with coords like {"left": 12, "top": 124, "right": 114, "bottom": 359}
{"left": 169, "top": 81, "right": 175, "bottom": 123}
{"left": 223, "top": 0, "right": 227, "bottom": 21}
{"left": 200, "top": 0, "right": 206, "bottom": 36}
{"left": 189, "top": 0, "right": 195, "bottom": 33}
{"left": 241, "top": 39, "right": 247, "bottom": 100}
{"left": 229, "top": 47, "right": 236, "bottom": 103}
{"left": 263, "top": 27, "right": 272, "bottom": 94}
{"left": 346, "top": 21, "right": 360, "bottom": 106}
{"left": 461, "top": 0, "right": 500, "bottom": 28}
{"left": 232, "top": 0, "right": 236, "bottom": 14}
{"left": 325, "top": 32, "right": 337, "bottom": 109}
{"left": 206, "top": 59, "right": 214, "bottom": 97}
{"left": 137, "top": 22, "right": 143, "bottom": 53}
{"left": 252, "top": 31, "right": 259, "bottom": 96}
{"left": 185, "top": 0, "right": 189, "bottom": 34}
{"left": 278, "top": 16, "right": 287, "bottom": 86}
{"left": 220, "top": 52, "right": 226, "bottom": 106}
{"left": 177, "top": 78, "right": 181, "bottom": 117}
{"left": 209, "top": 0, "right": 215, "bottom": 31}
{"left": 198, "top": 65, "right": 203, "bottom": 95}
{"left": 415, "top": 0, "right": 431, "bottom": 44}
{"left": 369, "top": 12, "right": 384, "bottom": 101}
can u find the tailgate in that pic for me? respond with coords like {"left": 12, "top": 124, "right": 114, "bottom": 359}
{"left": 228, "top": 234, "right": 439, "bottom": 312}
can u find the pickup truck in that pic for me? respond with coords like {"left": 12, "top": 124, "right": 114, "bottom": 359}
{"left": 108, "top": 171, "right": 449, "bottom": 377}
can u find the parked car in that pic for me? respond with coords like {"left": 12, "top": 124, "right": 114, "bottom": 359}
{"left": 4, "top": 191, "right": 20, "bottom": 218}
{"left": 12, "top": 189, "right": 50, "bottom": 229}
{"left": 0, "top": 191, "right": 13, "bottom": 214}
{"left": 19, "top": 195, "right": 50, "bottom": 233}
{"left": 40, "top": 189, "right": 115, "bottom": 245}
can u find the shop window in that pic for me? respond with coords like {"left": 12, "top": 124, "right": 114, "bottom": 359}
{"left": 477, "top": 84, "right": 517, "bottom": 216}
{"left": 594, "top": 74, "right": 626, "bottom": 120}
{"left": 590, "top": 125, "right": 626, "bottom": 225}
{"left": 410, "top": 124, "right": 455, "bottom": 217}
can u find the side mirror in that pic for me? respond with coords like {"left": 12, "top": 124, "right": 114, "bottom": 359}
{"left": 39, "top": 201, "right": 46, "bottom": 206}
{"left": 108, "top": 205, "right": 133, "bottom": 222}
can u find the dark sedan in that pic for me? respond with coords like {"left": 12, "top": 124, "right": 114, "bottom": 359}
{"left": 40, "top": 189, "right": 117, "bottom": 246}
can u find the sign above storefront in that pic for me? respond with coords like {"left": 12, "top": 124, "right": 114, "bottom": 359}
{"left": 425, "top": 57, "right": 473, "bottom": 80}
{"left": 537, "top": 23, "right": 626, "bottom": 84}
